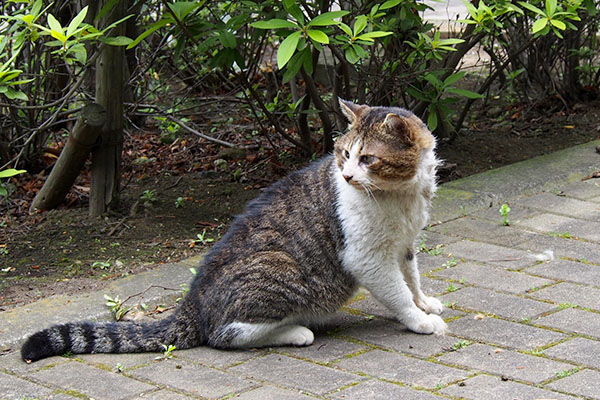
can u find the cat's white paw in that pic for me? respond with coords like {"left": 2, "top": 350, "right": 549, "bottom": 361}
{"left": 416, "top": 295, "right": 444, "bottom": 315}
{"left": 284, "top": 326, "right": 314, "bottom": 347}
{"left": 405, "top": 313, "right": 448, "bottom": 335}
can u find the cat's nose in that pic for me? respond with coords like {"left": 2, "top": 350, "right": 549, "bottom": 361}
{"left": 343, "top": 174, "right": 353, "bottom": 183}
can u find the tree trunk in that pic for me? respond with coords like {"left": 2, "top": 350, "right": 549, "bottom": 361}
{"left": 30, "top": 104, "right": 105, "bottom": 212}
{"left": 90, "top": 0, "right": 126, "bottom": 217}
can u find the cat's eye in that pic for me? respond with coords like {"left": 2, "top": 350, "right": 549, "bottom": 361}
{"left": 344, "top": 150, "right": 350, "bottom": 158}
{"left": 359, "top": 155, "right": 375, "bottom": 165}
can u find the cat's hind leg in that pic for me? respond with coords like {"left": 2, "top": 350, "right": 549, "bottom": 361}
{"left": 213, "top": 322, "right": 314, "bottom": 348}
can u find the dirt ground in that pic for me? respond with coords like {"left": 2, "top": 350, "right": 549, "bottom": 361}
{"left": 1, "top": 97, "right": 599, "bottom": 310}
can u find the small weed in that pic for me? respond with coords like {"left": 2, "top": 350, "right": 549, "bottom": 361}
{"left": 174, "top": 196, "right": 184, "bottom": 208}
{"left": 140, "top": 189, "right": 158, "bottom": 204}
{"left": 92, "top": 260, "right": 111, "bottom": 270}
{"left": 104, "top": 294, "right": 131, "bottom": 321}
{"left": 521, "top": 317, "right": 531, "bottom": 323}
{"left": 0, "top": 246, "right": 8, "bottom": 256}
{"left": 115, "top": 363, "right": 124, "bottom": 373}
{"left": 446, "top": 283, "right": 459, "bottom": 292}
{"left": 499, "top": 203, "right": 511, "bottom": 226}
{"left": 459, "top": 277, "right": 466, "bottom": 284}
{"left": 557, "top": 302, "right": 576, "bottom": 310}
{"left": 192, "top": 230, "right": 214, "bottom": 246}
{"left": 433, "top": 381, "right": 444, "bottom": 390}
{"left": 524, "top": 348, "right": 544, "bottom": 356}
{"left": 451, "top": 340, "right": 471, "bottom": 350}
{"left": 549, "top": 232, "right": 573, "bottom": 239}
{"left": 442, "top": 258, "right": 458, "bottom": 268}
{"left": 556, "top": 367, "right": 579, "bottom": 378}
{"left": 155, "top": 344, "right": 176, "bottom": 360}
{"left": 418, "top": 234, "right": 443, "bottom": 256}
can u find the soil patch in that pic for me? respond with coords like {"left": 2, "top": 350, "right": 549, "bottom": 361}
{"left": 1, "top": 98, "right": 599, "bottom": 310}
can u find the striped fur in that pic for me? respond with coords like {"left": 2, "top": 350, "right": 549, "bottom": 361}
{"left": 21, "top": 100, "right": 445, "bottom": 362}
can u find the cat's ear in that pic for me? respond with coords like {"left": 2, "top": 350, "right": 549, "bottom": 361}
{"left": 382, "top": 113, "right": 415, "bottom": 144}
{"left": 338, "top": 98, "right": 362, "bottom": 124}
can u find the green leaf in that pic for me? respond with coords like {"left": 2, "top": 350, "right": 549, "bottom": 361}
{"left": 353, "top": 15, "right": 368, "bottom": 36}
{"left": 95, "top": 0, "right": 119, "bottom": 23}
{"left": 218, "top": 31, "right": 237, "bottom": 48}
{"left": 68, "top": 43, "right": 87, "bottom": 64}
{"left": 356, "top": 31, "right": 393, "bottom": 41}
{"left": 0, "top": 169, "right": 26, "bottom": 179}
{"left": 532, "top": 17, "right": 549, "bottom": 33}
{"left": 277, "top": 30, "right": 301, "bottom": 69}
{"left": 338, "top": 22, "right": 352, "bottom": 36}
{"left": 307, "top": 29, "right": 329, "bottom": 44}
{"left": 546, "top": 0, "right": 557, "bottom": 16}
{"left": 66, "top": 6, "right": 88, "bottom": 38}
{"left": 101, "top": 36, "right": 133, "bottom": 46}
{"left": 47, "top": 13, "right": 63, "bottom": 36}
{"left": 167, "top": 2, "right": 201, "bottom": 21}
{"left": 443, "top": 71, "right": 465, "bottom": 87}
{"left": 344, "top": 46, "right": 359, "bottom": 64}
{"left": 127, "top": 19, "right": 170, "bottom": 49}
{"left": 446, "top": 87, "right": 484, "bottom": 99}
{"left": 427, "top": 110, "right": 438, "bottom": 131}
{"left": 49, "top": 30, "right": 67, "bottom": 44}
{"left": 250, "top": 19, "right": 297, "bottom": 29}
{"left": 518, "top": 1, "right": 545, "bottom": 16}
{"left": 550, "top": 18, "right": 566, "bottom": 30}
{"left": 282, "top": 51, "right": 303, "bottom": 83}
{"left": 307, "top": 10, "right": 349, "bottom": 27}
{"left": 302, "top": 48, "right": 313, "bottom": 75}
{"left": 380, "top": 0, "right": 402, "bottom": 10}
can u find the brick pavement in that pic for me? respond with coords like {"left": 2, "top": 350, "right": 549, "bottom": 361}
{"left": 1, "top": 140, "right": 599, "bottom": 399}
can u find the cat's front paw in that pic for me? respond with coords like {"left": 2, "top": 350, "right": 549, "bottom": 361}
{"left": 416, "top": 295, "right": 444, "bottom": 315}
{"left": 406, "top": 313, "right": 448, "bottom": 335}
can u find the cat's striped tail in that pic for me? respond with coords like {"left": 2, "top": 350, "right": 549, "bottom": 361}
{"left": 21, "top": 313, "right": 202, "bottom": 362}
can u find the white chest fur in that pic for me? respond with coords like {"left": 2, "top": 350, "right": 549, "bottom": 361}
{"left": 334, "top": 149, "right": 438, "bottom": 279}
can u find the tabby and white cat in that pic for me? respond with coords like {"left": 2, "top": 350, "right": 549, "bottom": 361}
{"left": 21, "top": 99, "right": 446, "bottom": 362}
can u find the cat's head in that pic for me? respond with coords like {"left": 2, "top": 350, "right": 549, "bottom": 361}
{"left": 334, "top": 99, "right": 436, "bottom": 191}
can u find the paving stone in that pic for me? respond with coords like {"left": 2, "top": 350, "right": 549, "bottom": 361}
{"left": 417, "top": 253, "right": 448, "bottom": 274}
{"left": 421, "top": 276, "right": 457, "bottom": 297}
{"left": 525, "top": 259, "right": 600, "bottom": 286}
{"left": 440, "top": 286, "right": 555, "bottom": 320}
{"left": 233, "top": 385, "right": 314, "bottom": 399}
{"left": 440, "top": 374, "right": 579, "bottom": 400}
{"left": 31, "top": 361, "right": 155, "bottom": 400}
{"left": 339, "top": 319, "right": 457, "bottom": 358}
{"left": 336, "top": 349, "right": 468, "bottom": 389}
{"left": 328, "top": 379, "right": 441, "bottom": 400}
{"left": 535, "top": 308, "right": 600, "bottom": 339}
{"left": 0, "top": 370, "right": 55, "bottom": 400}
{"left": 472, "top": 202, "right": 543, "bottom": 224}
{"left": 438, "top": 343, "right": 573, "bottom": 384}
{"left": 514, "top": 192, "right": 600, "bottom": 220}
{"left": 443, "top": 240, "right": 536, "bottom": 270}
{"left": 0, "top": 350, "right": 69, "bottom": 375}
{"left": 432, "top": 261, "right": 554, "bottom": 294}
{"left": 278, "top": 334, "right": 367, "bottom": 363}
{"left": 518, "top": 213, "right": 600, "bottom": 242}
{"left": 547, "top": 369, "right": 600, "bottom": 399}
{"left": 529, "top": 282, "right": 600, "bottom": 311}
{"left": 132, "top": 359, "right": 254, "bottom": 399}
{"left": 173, "top": 346, "right": 264, "bottom": 369}
{"left": 78, "top": 352, "right": 158, "bottom": 370}
{"left": 431, "top": 217, "right": 535, "bottom": 246}
{"left": 448, "top": 315, "right": 566, "bottom": 350}
{"left": 230, "top": 354, "right": 362, "bottom": 395}
{"left": 345, "top": 294, "right": 394, "bottom": 320}
{"left": 418, "top": 230, "right": 462, "bottom": 248}
{"left": 518, "top": 234, "right": 600, "bottom": 265}
{"left": 544, "top": 337, "right": 600, "bottom": 368}
{"left": 591, "top": 195, "right": 600, "bottom": 203}
{"left": 558, "top": 180, "right": 600, "bottom": 200}
{"left": 134, "top": 389, "right": 195, "bottom": 399}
